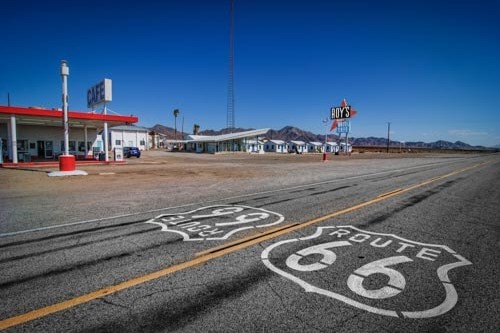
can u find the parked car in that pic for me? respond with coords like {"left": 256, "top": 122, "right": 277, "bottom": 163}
{"left": 123, "top": 147, "right": 141, "bottom": 158}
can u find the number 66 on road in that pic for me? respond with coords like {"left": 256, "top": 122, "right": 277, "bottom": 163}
{"left": 262, "top": 226, "right": 472, "bottom": 318}
{"left": 285, "top": 241, "right": 412, "bottom": 300}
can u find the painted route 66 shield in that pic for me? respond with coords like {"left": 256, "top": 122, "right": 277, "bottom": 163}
{"left": 262, "top": 226, "right": 472, "bottom": 318}
{"left": 146, "top": 205, "right": 284, "bottom": 241}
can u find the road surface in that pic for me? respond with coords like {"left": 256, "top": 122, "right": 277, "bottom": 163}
{"left": 1, "top": 153, "right": 499, "bottom": 332}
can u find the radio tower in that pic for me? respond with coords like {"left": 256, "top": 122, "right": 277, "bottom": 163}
{"left": 226, "top": 0, "right": 235, "bottom": 131}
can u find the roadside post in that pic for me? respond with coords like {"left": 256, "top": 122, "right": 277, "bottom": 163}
{"left": 322, "top": 118, "right": 329, "bottom": 162}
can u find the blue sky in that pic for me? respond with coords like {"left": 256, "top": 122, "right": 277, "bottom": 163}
{"left": 1, "top": 0, "right": 499, "bottom": 146}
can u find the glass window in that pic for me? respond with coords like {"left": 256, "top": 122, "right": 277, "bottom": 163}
{"left": 78, "top": 141, "right": 86, "bottom": 152}
{"left": 115, "top": 139, "right": 121, "bottom": 146}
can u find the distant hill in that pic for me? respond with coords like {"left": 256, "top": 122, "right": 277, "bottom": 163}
{"left": 149, "top": 124, "right": 485, "bottom": 149}
{"left": 150, "top": 124, "right": 188, "bottom": 139}
{"left": 266, "top": 126, "right": 332, "bottom": 142}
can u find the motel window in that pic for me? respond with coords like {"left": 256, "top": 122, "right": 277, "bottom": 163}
{"left": 140, "top": 140, "right": 145, "bottom": 146}
{"left": 115, "top": 139, "right": 121, "bottom": 146}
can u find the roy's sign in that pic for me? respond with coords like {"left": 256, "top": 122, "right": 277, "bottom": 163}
{"left": 262, "top": 226, "right": 472, "bottom": 318}
{"left": 330, "top": 104, "right": 352, "bottom": 119}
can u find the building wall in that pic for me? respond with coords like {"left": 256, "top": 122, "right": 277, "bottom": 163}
{"left": 307, "top": 143, "right": 324, "bottom": 153}
{"left": 288, "top": 142, "right": 306, "bottom": 153}
{"left": 264, "top": 141, "right": 287, "bottom": 153}
{"left": 1, "top": 123, "right": 99, "bottom": 160}
{"left": 109, "top": 130, "right": 148, "bottom": 151}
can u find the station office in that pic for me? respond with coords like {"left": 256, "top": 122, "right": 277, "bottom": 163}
{"left": 0, "top": 105, "right": 138, "bottom": 163}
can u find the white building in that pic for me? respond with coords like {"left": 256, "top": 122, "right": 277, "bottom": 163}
{"left": 264, "top": 140, "right": 287, "bottom": 153}
{"left": 340, "top": 142, "right": 353, "bottom": 153}
{"left": 108, "top": 125, "right": 149, "bottom": 151}
{"left": 288, "top": 140, "right": 307, "bottom": 154}
{"left": 244, "top": 139, "right": 265, "bottom": 153}
{"left": 187, "top": 129, "right": 269, "bottom": 154}
{"left": 325, "top": 142, "right": 339, "bottom": 153}
{"left": 0, "top": 105, "right": 138, "bottom": 163}
{"left": 149, "top": 130, "right": 168, "bottom": 149}
{"left": 307, "top": 141, "right": 324, "bottom": 153}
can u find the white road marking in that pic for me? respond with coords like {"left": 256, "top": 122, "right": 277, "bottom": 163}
{"left": 262, "top": 226, "right": 473, "bottom": 319}
{"left": 145, "top": 205, "right": 284, "bottom": 241}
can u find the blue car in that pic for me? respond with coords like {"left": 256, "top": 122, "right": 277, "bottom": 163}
{"left": 123, "top": 147, "right": 141, "bottom": 158}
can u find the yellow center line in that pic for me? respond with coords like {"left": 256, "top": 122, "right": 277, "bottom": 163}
{"left": 0, "top": 161, "right": 488, "bottom": 330}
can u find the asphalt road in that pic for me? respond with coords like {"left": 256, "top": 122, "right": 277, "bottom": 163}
{"left": 1, "top": 153, "right": 499, "bottom": 332}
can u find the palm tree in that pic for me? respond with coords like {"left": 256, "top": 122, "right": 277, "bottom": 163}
{"left": 193, "top": 124, "right": 200, "bottom": 135}
{"left": 173, "top": 109, "right": 180, "bottom": 144}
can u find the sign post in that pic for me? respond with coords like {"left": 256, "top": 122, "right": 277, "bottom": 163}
{"left": 330, "top": 99, "right": 357, "bottom": 155}
{"left": 87, "top": 79, "right": 112, "bottom": 161}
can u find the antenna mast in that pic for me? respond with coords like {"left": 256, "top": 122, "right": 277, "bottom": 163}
{"left": 226, "top": 0, "right": 235, "bottom": 130}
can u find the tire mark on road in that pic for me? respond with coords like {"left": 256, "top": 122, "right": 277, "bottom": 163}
{"left": 0, "top": 226, "right": 158, "bottom": 264}
{"left": 0, "top": 237, "right": 183, "bottom": 290}
{"left": 310, "top": 185, "right": 353, "bottom": 196}
{"left": 358, "top": 179, "right": 459, "bottom": 227}
{"left": 0, "top": 218, "right": 152, "bottom": 249}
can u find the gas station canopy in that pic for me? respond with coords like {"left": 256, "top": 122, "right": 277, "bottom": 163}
{"left": 0, "top": 106, "right": 138, "bottom": 128}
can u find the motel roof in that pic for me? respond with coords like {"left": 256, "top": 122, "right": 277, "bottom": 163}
{"left": 0, "top": 105, "right": 138, "bottom": 128}
{"left": 188, "top": 128, "right": 270, "bottom": 143}
{"left": 267, "top": 139, "right": 286, "bottom": 145}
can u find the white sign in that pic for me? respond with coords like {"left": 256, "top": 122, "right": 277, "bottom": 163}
{"left": 87, "top": 78, "right": 112, "bottom": 108}
{"left": 146, "top": 205, "right": 284, "bottom": 241}
{"left": 262, "top": 226, "right": 472, "bottom": 318}
{"left": 337, "top": 120, "right": 351, "bottom": 134}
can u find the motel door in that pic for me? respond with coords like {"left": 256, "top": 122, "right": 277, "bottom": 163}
{"left": 37, "top": 141, "right": 54, "bottom": 159}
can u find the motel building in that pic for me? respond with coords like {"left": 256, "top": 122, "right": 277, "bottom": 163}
{"left": 288, "top": 140, "right": 307, "bottom": 154}
{"left": 187, "top": 129, "right": 269, "bottom": 154}
{"left": 264, "top": 139, "right": 287, "bottom": 153}
{"left": 325, "top": 142, "right": 340, "bottom": 153}
{"left": 0, "top": 105, "right": 138, "bottom": 164}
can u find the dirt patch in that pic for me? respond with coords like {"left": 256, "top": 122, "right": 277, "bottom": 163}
{"left": 0, "top": 150, "right": 474, "bottom": 195}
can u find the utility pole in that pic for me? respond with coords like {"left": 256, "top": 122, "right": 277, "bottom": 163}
{"left": 386, "top": 122, "right": 391, "bottom": 153}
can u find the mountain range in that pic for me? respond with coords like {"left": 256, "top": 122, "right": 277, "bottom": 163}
{"left": 150, "top": 124, "right": 491, "bottom": 150}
